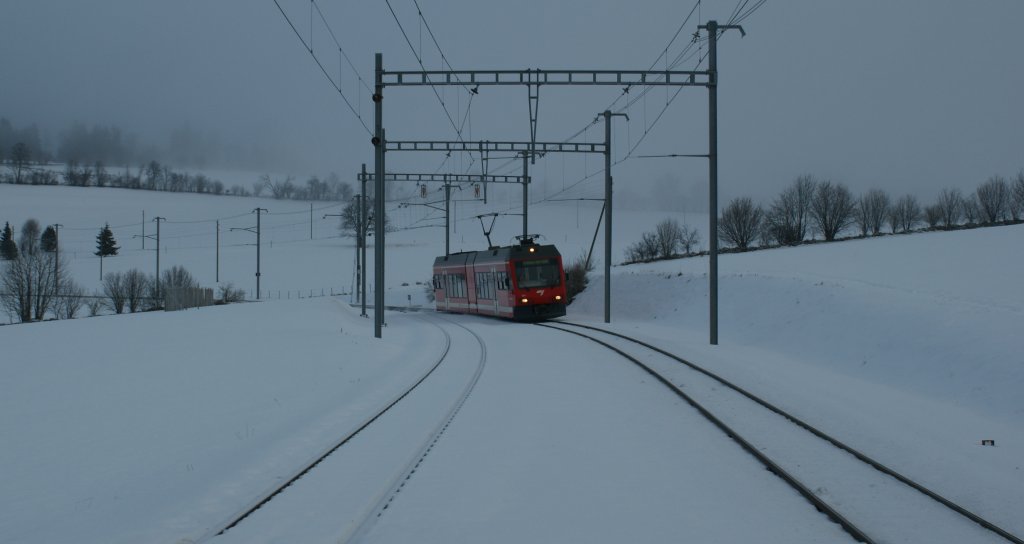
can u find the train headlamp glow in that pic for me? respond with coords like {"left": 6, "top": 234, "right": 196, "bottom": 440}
{"left": 521, "top": 297, "right": 529, "bottom": 303}
{"left": 555, "top": 295, "right": 562, "bottom": 301}
{"left": 528, "top": 247, "right": 535, "bottom": 253}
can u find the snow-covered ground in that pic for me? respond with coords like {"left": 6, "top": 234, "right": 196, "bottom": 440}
{"left": 1, "top": 183, "right": 1021, "bottom": 542}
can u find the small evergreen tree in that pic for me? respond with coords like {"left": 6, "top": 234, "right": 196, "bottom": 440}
{"left": 0, "top": 222, "right": 18, "bottom": 260}
{"left": 41, "top": 226, "right": 57, "bottom": 252}
{"left": 95, "top": 223, "right": 119, "bottom": 258}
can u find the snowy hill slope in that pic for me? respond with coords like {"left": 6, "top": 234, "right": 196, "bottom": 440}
{"left": 1, "top": 182, "right": 1022, "bottom": 542}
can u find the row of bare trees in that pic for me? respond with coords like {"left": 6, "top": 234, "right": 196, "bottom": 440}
{"left": 625, "top": 219, "right": 702, "bottom": 262}
{"left": 718, "top": 172, "right": 1024, "bottom": 250}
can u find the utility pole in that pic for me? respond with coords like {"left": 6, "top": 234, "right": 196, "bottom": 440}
{"left": 360, "top": 163, "right": 368, "bottom": 317}
{"left": 216, "top": 220, "right": 220, "bottom": 283}
{"left": 373, "top": 52, "right": 385, "bottom": 338}
{"left": 153, "top": 217, "right": 165, "bottom": 299}
{"left": 310, "top": 203, "right": 313, "bottom": 240}
{"left": 602, "top": 110, "right": 628, "bottom": 324}
{"left": 522, "top": 153, "right": 529, "bottom": 238}
{"left": 141, "top": 211, "right": 145, "bottom": 249}
{"left": 255, "top": 208, "right": 264, "bottom": 300}
{"left": 230, "top": 208, "right": 267, "bottom": 300}
{"left": 444, "top": 175, "right": 451, "bottom": 255}
{"left": 323, "top": 210, "right": 348, "bottom": 301}
{"left": 52, "top": 223, "right": 62, "bottom": 291}
{"left": 701, "top": 19, "right": 744, "bottom": 345}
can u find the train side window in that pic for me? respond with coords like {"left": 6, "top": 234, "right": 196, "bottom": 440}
{"left": 477, "top": 272, "right": 494, "bottom": 299}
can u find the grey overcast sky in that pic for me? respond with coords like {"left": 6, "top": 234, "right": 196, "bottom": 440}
{"left": 3, "top": 1, "right": 1022, "bottom": 209}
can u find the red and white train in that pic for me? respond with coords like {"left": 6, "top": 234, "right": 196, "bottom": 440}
{"left": 432, "top": 237, "right": 567, "bottom": 321}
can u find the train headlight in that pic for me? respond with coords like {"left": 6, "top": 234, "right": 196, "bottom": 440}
{"left": 528, "top": 247, "right": 535, "bottom": 253}
{"left": 555, "top": 295, "right": 562, "bottom": 301}
{"left": 521, "top": 297, "right": 529, "bottom": 304}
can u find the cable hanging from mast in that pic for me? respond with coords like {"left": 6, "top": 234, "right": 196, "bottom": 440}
{"left": 272, "top": 0, "right": 372, "bottom": 135}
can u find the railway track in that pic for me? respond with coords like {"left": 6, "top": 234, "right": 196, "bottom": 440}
{"left": 539, "top": 321, "right": 1023, "bottom": 544}
{"left": 199, "top": 315, "right": 486, "bottom": 542}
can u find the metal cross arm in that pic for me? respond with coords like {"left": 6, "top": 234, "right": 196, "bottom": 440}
{"left": 383, "top": 140, "right": 606, "bottom": 154}
{"left": 380, "top": 69, "right": 709, "bottom": 87}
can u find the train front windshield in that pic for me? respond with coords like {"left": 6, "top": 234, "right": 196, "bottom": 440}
{"left": 514, "top": 258, "right": 561, "bottom": 288}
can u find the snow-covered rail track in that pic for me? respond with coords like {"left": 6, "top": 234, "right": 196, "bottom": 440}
{"left": 337, "top": 315, "right": 487, "bottom": 543}
{"left": 539, "top": 321, "right": 1024, "bottom": 544}
{"left": 202, "top": 314, "right": 485, "bottom": 542}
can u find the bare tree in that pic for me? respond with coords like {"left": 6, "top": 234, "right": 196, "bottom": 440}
{"left": 856, "top": 189, "right": 890, "bottom": 236}
{"left": 975, "top": 175, "right": 1010, "bottom": 223}
{"left": 123, "top": 269, "right": 150, "bottom": 313}
{"left": 923, "top": 204, "right": 942, "bottom": 228}
{"left": 766, "top": 175, "right": 817, "bottom": 245}
{"left": 810, "top": 181, "right": 856, "bottom": 241}
{"left": 653, "top": 219, "right": 685, "bottom": 258}
{"left": 1011, "top": 170, "right": 1024, "bottom": 220}
{"left": 719, "top": 197, "right": 763, "bottom": 249}
{"left": 888, "top": 194, "right": 921, "bottom": 233}
{"left": 564, "top": 250, "right": 595, "bottom": 303}
{"left": 86, "top": 295, "right": 104, "bottom": 317}
{"left": 19, "top": 219, "right": 41, "bottom": 256}
{"left": 103, "top": 272, "right": 128, "bottom": 314}
{"left": 935, "top": 188, "right": 963, "bottom": 228}
{"left": 0, "top": 250, "right": 62, "bottom": 322}
{"left": 680, "top": 225, "right": 701, "bottom": 255}
{"left": 218, "top": 282, "right": 246, "bottom": 303}
{"left": 54, "top": 279, "right": 85, "bottom": 319}
{"left": 8, "top": 142, "right": 31, "bottom": 184}
{"left": 624, "top": 232, "right": 659, "bottom": 262}
{"left": 266, "top": 175, "right": 296, "bottom": 199}
{"left": 162, "top": 265, "right": 198, "bottom": 290}
{"left": 962, "top": 194, "right": 981, "bottom": 225}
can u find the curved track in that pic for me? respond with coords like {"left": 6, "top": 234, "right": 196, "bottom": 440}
{"left": 337, "top": 315, "right": 488, "bottom": 543}
{"left": 203, "top": 314, "right": 485, "bottom": 541}
{"left": 540, "top": 321, "right": 1024, "bottom": 544}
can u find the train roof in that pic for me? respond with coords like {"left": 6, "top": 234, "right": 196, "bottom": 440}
{"left": 433, "top": 240, "right": 562, "bottom": 267}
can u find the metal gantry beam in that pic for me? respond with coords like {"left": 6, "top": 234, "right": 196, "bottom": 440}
{"left": 384, "top": 140, "right": 606, "bottom": 154}
{"left": 381, "top": 69, "right": 709, "bottom": 87}
{"left": 358, "top": 172, "right": 526, "bottom": 184}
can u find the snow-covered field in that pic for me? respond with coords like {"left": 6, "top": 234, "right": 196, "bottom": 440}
{"left": 1, "top": 182, "right": 1021, "bottom": 542}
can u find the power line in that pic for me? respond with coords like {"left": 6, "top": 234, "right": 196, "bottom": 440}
{"left": 383, "top": 0, "right": 470, "bottom": 143}
{"left": 272, "top": 0, "right": 372, "bottom": 135}
{"left": 312, "top": 0, "right": 373, "bottom": 95}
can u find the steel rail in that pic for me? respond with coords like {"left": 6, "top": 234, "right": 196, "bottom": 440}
{"left": 339, "top": 315, "right": 488, "bottom": 543}
{"left": 538, "top": 322, "right": 874, "bottom": 543}
{"left": 203, "top": 315, "right": 453, "bottom": 540}
{"left": 543, "top": 321, "right": 1024, "bottom": 544}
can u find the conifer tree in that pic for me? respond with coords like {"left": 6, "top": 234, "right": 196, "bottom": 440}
{"left": 41, "top": 226, "right": 57, "bottom": 252}
{"left": 95, "top": 223, "right": 119, "bottom": 257}
{"left": 0, "top": 222, "right": 18, "bottom": 260}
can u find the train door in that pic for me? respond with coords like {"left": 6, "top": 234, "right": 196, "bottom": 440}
{"left": 467, "top": 254, "right": 478, "bottom": 312}
{"left": 442, "top": 271, "right": 450, "bottom": 311}
{"left": 491, "top": 266, "right": 499, "bottom": 314}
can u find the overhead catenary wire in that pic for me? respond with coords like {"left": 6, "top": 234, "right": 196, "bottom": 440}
{"left": 272, "top": 0, "right": 372, "bottom": 135}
